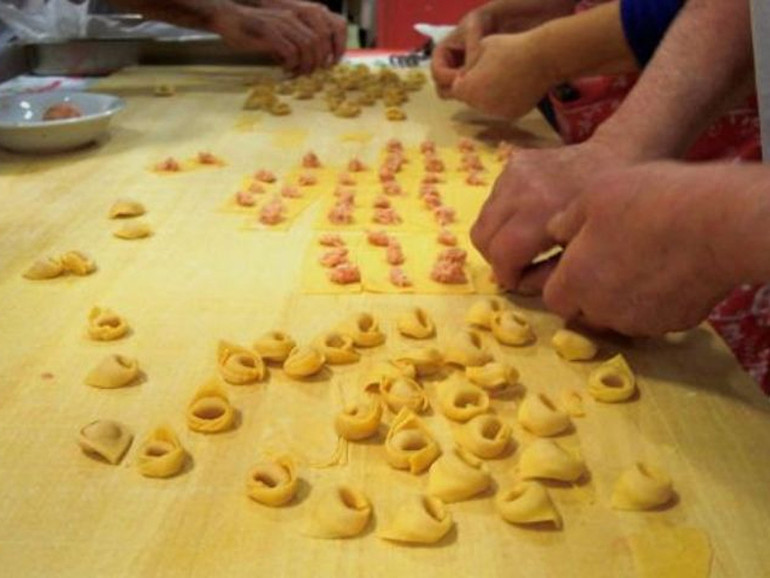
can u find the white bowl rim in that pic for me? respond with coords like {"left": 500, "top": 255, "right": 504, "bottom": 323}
{"left": 0, "top": 92, "right": 126, "bottom": 130}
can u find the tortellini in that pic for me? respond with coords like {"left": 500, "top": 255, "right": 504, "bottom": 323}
{"left": 444, "top": 330, "right": 492, "bottom": 367}
{"left": 393, "top": 347, "right": 444, "bottom": 377}
{"left": 496, "top": 482, "right": 562, "bottom": 528}
{"left": 340, "top": 313, "right": 385, "bottom": 347}
{"left": 217, "top": 340, "right": 266, "bottom": 384}
{"left": 518, "top": 392, "right": 571, "bottom": 436}
{"left": 454, "top": 414, "right": 513, "bottom": 459}
{"left": 60, "top": 250, "right": 97, "bottom": 276}
{"left": 465, "top": 297, "right": 505, "bottom": 329}
{"left": 466, "top": 361, "right": 519, "bottom": 392}
{"left": 113, "top": 221, "right": 152, "bottom": 240}
{"left": 246, "top": 456, "right": 299, "bottom": 506}
{"left": 84, "top": 354, "right": 140, "bottom": 389}
{"left": 186, "top": 379, "right": 236, "bottom": 433}
{"left": 560, "top": 389, "right": 586, "bottom": 417}
{"left": 611, "top": 462, "right": 674, "bottom": 511}
{"left": 396, "top": 307, "right": 436, "bottom": 339}
{"left": 518, "top": 439, "right": 587, "bottom": 483}
{"left": 334, "top": 398, "right": 383, "bottom": 441}
{"left": 313, "top": 331, "right": 360, "bottom": 364}
{"left": 490, "top": 310, "right": 535, "bottom": 346}
{"left": 551, "top": 329, "right": 598, "bottom": 361}
{"left": 378, "top": 374, "right": 430, "bottom": 414}
{"left": 304, "top": 485, "right": 372, "bottom": 539}
{"left": 378, "top": 494, "right": 454, "bottom": 545}
{"left": 427, "top": 446, "right": 492, "bottom": 502}
{"left": 363, "top": 360, "right": 416, "bottom": 390}
{"left": 283, "top": 345, "right": 326, "bottom": 379}
{"left": 136, "top": 425, "right": 187, "bottom": 478}
{"left": 78, "top": 419, "right": 133, "bottom": 464}
{"left": 23, "top": 256, "right": 63, "bottom": 280}
{"left": 385, "top": 408, "right": 441, "bottom": 474}
{"left": 438, "top": 379, "right": 490, "bottom": 423}
{"left": 253, "top": 331, "right": 296, "bottom": 363}
{"left": 385, "top": 106, "right": 407, "bottom": 121}
{"left": 87, "top": 307, "right": 129, "bottom": 341}
{"left": 588, "top": 354, "right": 636, "bottom": 403}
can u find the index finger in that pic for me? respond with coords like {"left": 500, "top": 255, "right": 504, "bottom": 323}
{"left": 463, "top": 13, "right": 484, "bottom": 70}
{"left": 295, "top": 6, "right": 333, "bottom": 67}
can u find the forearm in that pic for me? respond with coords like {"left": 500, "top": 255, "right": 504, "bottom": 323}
{"left": 104, "top": 0, "right": 226, "bottom": 31}
{"left": 593, "top": 0, "right": 754, "bottom": 161}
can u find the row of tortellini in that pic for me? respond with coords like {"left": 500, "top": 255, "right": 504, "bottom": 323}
{"left": 23, "top": 250, "right": 97, "bottom": 280}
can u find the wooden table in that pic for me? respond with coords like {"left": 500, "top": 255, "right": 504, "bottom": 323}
{"left": 0, "top": 66, "right": 768, "bottom": 578}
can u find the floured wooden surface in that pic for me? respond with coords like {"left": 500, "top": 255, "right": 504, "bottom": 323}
{"left": 0, "top": 66, "right": 769, "bottom": 577}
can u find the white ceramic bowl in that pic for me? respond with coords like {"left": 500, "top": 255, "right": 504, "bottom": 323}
{"left": 0, "top": 92, "right": 125, "bottom": 153}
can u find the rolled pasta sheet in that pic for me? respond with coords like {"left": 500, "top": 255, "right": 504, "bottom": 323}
{"left": 304, "top": 485, "right": 372, "bottom": 539}
{"left": 438, "top": 379, "right": 490, "bottom": 423}
{"left": 109, "top": 198, "right": 146, "bottom": 218}
{"left": 551, "top": 328, "right": 598, "bottom": 361}
{"left": 246, "top": 456, "right": 299, "bottom": 506}
{"left": 465, "top": 297, "right": 505, "bottom": 329}
{"left": 313, "top": 331, "right": 360, "bottom": 364}
{"left": 611, "top": 462, "right": 674, "bottom": 511}
{"left": 78, "top": 419, "right": 133, "bottom": 465}
{"left": 60, "top": 250, "right": 97, "bottom": 276}
{"left": 496, "top": 482, "right": 562, "bottom": 528}
{"left": 490, "top": 310, "right": 535, "bottom": 346}
{"left": 378, "top": 495, "right": 453, "bottom": 545}
{"left": 427, "top": 446, "right": 492, "bottom": 503}
{"left": 87, "top": 306, "right": 129, "bottom": 341}
{"left": 217, "top": 340, "right": 266, "bottom": 384}
{"left": 84, "top": 354, "right": 140, "bottom": 389}
{"left": 518, "top": 392, "right": 571, "bottom": 436}
{"left": 454, "top": 414, "right": 513, "bottom": 459}
{"left": 588, "top": 354, "right": 636, "bottom": 402}
{"left": 396, "top": 307, "right": 436, "bottom": 339}
{"left": 444, "top": 330, "right": 492, "bottom": 367}
{"left": 283, "top": 345, "right": 326, "bottom": 379}
{"left": 23, "top": 256, "right": 63, "bottom": 280}
{"left": 393, "top": 347, "right": 444, "bottom": 377}
{"left": 136, "top": 425, "right": 187, "bottom": 478}
{"left": 518, "top": 439, "right": 587, "bottom": 483}
{"left": 253, "top": 330, "right": 296, "bottom": 363}
{"left": 465, "top": 361, "right": 519, "bottom": 392}
{"left": 335, "top": 398, "right": 383, "bottom": 440}
{"left": 385, "top": 408, "right": 441, "bottom": 474}
{"left": 339, "top": 312, "right": 385, "bottom": 347}
{"left": 186, "top": 379, "right": 236, "bottom": 433}
{"left": 379, "top": 375, "right": 430, "bottom": 414}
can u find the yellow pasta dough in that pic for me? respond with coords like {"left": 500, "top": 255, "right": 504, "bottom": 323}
{"left": 23, "top": 256, "right": 63, "bottom": 280}
{"left": 438, "top": 379, "right": 490, "bottom": 422}
{"left": 339, "top": 313, "right": 385, "bottom": 347}
{"left": 465, "top": 297, "right": 505, "bottom": 329}
{"left": 588, "top": 354, "right": 637, "bottom": 402}
{"left": 611, "top": 462, "right": 674, "bottom": 510}
{"left": 78, "top": 420, "right": 133, "bottom": 465}
{"left": 490, "top": 310, "right": 535, "bottom": 346}
{"left": 518, "top": 392, "right": 571, "bottom": 436}
{"left": 551, "top": 328, "right": 598, "bottom": 361}
{"left": 454, "top": 414, "right": 513, "bottom": 459}
{"left": 465, "top": 361, "right": 519, "bottom": 392}
{"left": 444, "top": 329, "right": 492, "bottom": 367}
{"left": 396, "top": 307, "right": 436, "bottom": 339}
{"left": 393, "top": 347, "right": 444, "bottom": 377}
{"left": 283, "top": 345, "right": 326, "bottom": 379}
{"left": 109, "top": 199, "right": 146, "bottom": 219}
{"left": 304, "top": 485, "right": 372, "bottom": 539}
{"left": 335, "top": 398, "right": 383, "bottom": 440}
{"left": 136, "top": 425, "right": 187, "bottom": 478}
{"left": 385, "top": 408, "right": 441, "bottom": 474}
{"left": 378, "top": 494, "right": 453, "bottom": 545}
{"left": 113, "top": 221, "right": 153, "bottom": 240}
{"left": 246, "top": 456, "right": 299, "bottom": 506}
{"left": 87, "top": 306, "right": 129, "bottom": 341}
{"left": 560, "top": 389, "right": 586, "bottom": 417}
{"left": 313, "top": 331, "right": 360, "bottom": 364}
{"left": 496, "top": 482, "right": 562, "bottom": 528}
{"left": 60, "top": 250, "right": 96, "bottom": 276}
{"left": 84, "top": 354, "right": 140, "bottom": 389}
{"left": 253, "top": 330, "right": 296, "bottom": 363}
{"left": 217, "top": 340, "right": 266, "bottom": 384}
{"left": 518, "top": 439, "right": 587, "bottom": 483}
{"left": 378, "top": 374, "right": 430, "bottom": 414}
{"left": 427, "top": 446, "right": 492, "bottom": 503}
{"left": 186, "top": 379, "right": 236, "bottom": 433}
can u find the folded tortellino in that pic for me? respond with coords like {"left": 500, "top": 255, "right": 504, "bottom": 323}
{"left": 246, "top": 456, "right": 299, "bottom": 506}
{"left": 217, "top": 340, "right": 266, "bottom": 384}
{"left": 362, "top": 360, "right": 417, "bottom": 392}
{"left": 438, "top": 379, "right": 490, "bottom": 423}
{"left": 379, "top": 375, "right": 430, "bottom": 414}
{"left": 551, "top": 329, "right": 598, "bottom": 361}
{"left": 23, "top": 256, "right": 63, "bottom": 280}
{"left": 496, "top": 482, "right": 562, "bottom": 528}
{"left": 465, "top": 297, "right": 505, "bottom": 329}
{"left": 490, "top": 310, "right": 535, "bottom": 346}
{"left": 465, "top": 361, "right": 519, "bottom": 392}
{"left": 313, "top": 331, "right": 360, "bottom": 364}
{"left": 560, "top": 389, "right": 586, "bottom": 417}
{"left": 518, "top": 439, "right": 587, "bottom": 483}
{"left": 427, "top": 446, "right": 492, "bottom": 502}
{"left": 385, "top": 408, "right": 441, "bottom": 474}
{"left": 444, "top": 330, "right": 492, "bottom": 367}
{"left": 396, "top": 307, "right": 436, "bottom": 339}
{"left": 87, "top": 306, "right": 129, "bottom": 341}
{"left": 283, "top": 345, "right": 326, "bottom": 379}
{"left": 304, "top": 485, "right": 372, "bottom": 539}
{"left": 113, "top": 221, "right": 152, "bottom": 240}
{"left": 588, "top": 354, "right": 636, "bottom": 402}
{"left": 393, "top": 347, "right": 444, "bottom": 377}
{"left": 518, "top": 392, "right": 571, "bottom": 436}
{"left": 454, "top": 414, "right": 513, "bottom": 459}
{"left": 253, "top": 330, "right": 296, "bottom": 363}
{"left": 84, "top": 354, "right": 140, "bottom": 389}
{"left": 78, "top": 419, "right": 133, "bottom": 464}
{"left": 378, "top": 494, "right": 454, "bottom": 545}
{"left": 335, "top": 398, "right": 383, "bottom": 440}
{"left": 60, "top": 250, "right": 97, "bottom": 276}
{"left": 109, "top": 198, "right": 146, "bottom": 218}
{"left": 136, "top": 425, "right": 187, "bottom": 478}
{"left": 186, "top": 379, "right": 236, "bottom": 433}
{"left": 611, "top": 462, "right": 674, "bottom": 510}
{"left": 340, "top": 312, "right": 385, "bottom": 347}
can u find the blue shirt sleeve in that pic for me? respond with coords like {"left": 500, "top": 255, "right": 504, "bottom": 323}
{"left": 620, "top": 0, "right": 685, "bottom": 66}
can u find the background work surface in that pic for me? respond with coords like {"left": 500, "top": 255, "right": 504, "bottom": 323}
{"left": 0, "top": 66, "right": 769, "bottom": 578}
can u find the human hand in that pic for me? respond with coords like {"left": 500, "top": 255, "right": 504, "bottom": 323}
{"left": 542, "top": 162, "right": 738, "bottom": 336}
